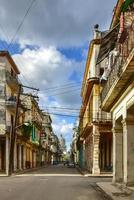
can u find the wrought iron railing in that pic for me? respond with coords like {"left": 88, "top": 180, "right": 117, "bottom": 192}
{"left": 6, "top": 70, "right": 18, "bottom": 84}
{"left": 5, "top": 96, "right": 16, "bottom": 106}
{"left": 101, "top": 20, "right": 134, "bottom": 103}
{"left": 83, "top": 110, "right": 112, "bottom": 125}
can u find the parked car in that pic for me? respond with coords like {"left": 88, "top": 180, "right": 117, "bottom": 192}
{"left": 67, "top": 162, "right": 75, "bottom": 168}
{"left": 63, "top": 160, "right": 69, "bottom": 166}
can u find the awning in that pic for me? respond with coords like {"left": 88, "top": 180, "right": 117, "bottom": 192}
{"left": 96, "top": 24, "right": 119, "bottom": 64}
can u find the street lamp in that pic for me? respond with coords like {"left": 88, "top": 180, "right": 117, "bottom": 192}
{"left": 15, "top": 122, "right": 30, "bottom": 129}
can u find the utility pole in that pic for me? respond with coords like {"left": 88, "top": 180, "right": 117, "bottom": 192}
{"left": 9, "top": 84, "right": 39, "bottom": 175}
{"left": 9, "top": 84, "right": 21, "bottom": 175}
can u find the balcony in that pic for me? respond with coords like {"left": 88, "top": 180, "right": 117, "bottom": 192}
{"left": 81, "top": 111, "right": 112, "bottom": 138}
{"left": 80, "top": 77, "right": 99, "bottom": 118}
{"left": 101, "top": 21, "right": 134, "bottom": 111}
{"left": 5, "top": 96, "right": 16, "bottom": 111}
{"left": 6, "top": 71, "right": 19, "bottom": 91}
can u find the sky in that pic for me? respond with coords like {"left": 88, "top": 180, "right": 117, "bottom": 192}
{"left": 0, "top": 0, "right": 117, "bottom": 150}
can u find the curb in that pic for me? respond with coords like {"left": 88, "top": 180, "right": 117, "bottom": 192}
{"left": 10, "top": 165, "right": 50, "bottom": 177}
{"left": 76, "top": 166, "right": 113, "bottom": 178}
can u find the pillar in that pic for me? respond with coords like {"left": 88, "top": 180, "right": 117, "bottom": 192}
{"left": 23, "top": 146, "right": 26, "bottom": 169}
{"left": 122, "top": 118, "right": 134, "bottom": 186}
{"left": 14, "top": 142, "right": 17, "bottom": 171}
{"left": 92, "top": 126, "right": 100, "bottom": 174}
{"left": 112, "top": 124, "right": 123, "bottom": 183}
{"left": 6, "top": 136, "right": 9, "bottom": 175}
{"left": 19, "top": 145, "right": 22, "bottom": 170}
{"left": 0, "top": 142, "right": 1, "bottom": 170}
{"left": 29, "top": 148, "right": 33, "bottom": 168}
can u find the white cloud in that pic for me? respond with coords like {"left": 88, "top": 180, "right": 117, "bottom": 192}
{"left": 1, "top": 0, "right": 117, "bottom": 148}
{"left": 0, "top": 0, "right": 116, "bottom": 47}
{"left": 13, "top": 47, "right": 81, "bottom": 149}
{"left": 52, "top": 118, "right": 74, "bottom": 150}
{"left": 13, "top": 47, "right": 84, "bottom": 107}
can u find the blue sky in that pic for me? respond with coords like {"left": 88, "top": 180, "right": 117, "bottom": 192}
{"left": 0, "top": 0, "right": 117, "bottom": 150}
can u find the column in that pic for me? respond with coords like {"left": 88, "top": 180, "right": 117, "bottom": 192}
{"left": 19, "top": 145, "right": 22, "bottom": 170}
{"left": 14, "top": 142, "right": 17, "bottom": 171}
{"left": 6, "top": 136, "right": 9, "bottom": 175}
{"left": 92, "top": 126, "right": 100, "bottom": 174}
{"left": 122, "top": 118, "right": 134, "bottom": 186}
{"left": 29, "top": 148, "right": 33, "bottom": 168}
{"left": 23, "top": 146, "right": 26, "bottom": 169}
{"left": 112, "top": 126, "right": 123, "bottom": 183}
{"left": 0, "top": 142, "right": 1, "bottom": 170}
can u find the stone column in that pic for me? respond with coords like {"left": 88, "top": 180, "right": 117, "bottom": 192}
{"left": 122, "top": 118, "right": 134, "bottom": 186}
{"left": 14, "top": 142, "right": 17, "bottom": 171}
{"left": 34, "top": 151, "right": 36, "bottom": 168}
{"left": 23, "top": 146, "right": 26, "bottom": 169}
{"left": 0, "top": 142, "right": 1, "bottom": 170}
{"left": 112, "top": 125, "right": 123, "bottom": 183}
{"left": 19, "top": 145, "right": 22, "bottom": 170}
{"left": 6, "top": 136, "right": 9, "bottom": 175}
{"left": 29, "top": 148, "right": 33, "bottom": 168}
{"left": 92, "top": 126, "right": 100, "bottom": 174}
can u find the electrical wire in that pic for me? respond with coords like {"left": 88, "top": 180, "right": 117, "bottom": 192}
{"left": 40, "top": 88, "right": 81, "bottom": 97}
{"left": 39, "top": 81, "right": 82, "bottom": 91}
{"left": 7, "top": 0, "right": 37, "bottom": 50}
{"left": 39, "top": 86, "right": 81, "bottom": 95}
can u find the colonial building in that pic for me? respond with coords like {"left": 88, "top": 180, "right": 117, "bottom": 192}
{"left": 42, "top": 112, "right": 53, "bottom": 164}
{"left": 51, "top": 134, "right": 61, "bottom": 164}
{"left": 0, "top": 51, "right": 20, "bottom": 174}
{"left": 78, "top": 26, "right": 112, "bottom": 174}
{"left": 99, "top": 0, "right": 134, "bottom": 185}
{"left": 71, "top": 126, "right": 79, "bottom": 164}
{"left": 19, "top": 95, "right": 43, "bottom": 170}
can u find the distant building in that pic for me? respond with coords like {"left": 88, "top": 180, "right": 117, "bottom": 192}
{"left": 59, "top": 134, "right": 66, "bottom": 153}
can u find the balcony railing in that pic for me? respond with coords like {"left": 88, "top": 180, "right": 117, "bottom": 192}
{"left": 6, "top": 71, "right": 19, "bottom": 87}
{"left": 101, "top": 20, "right": 134, "bottom": 103}
{"left": 5, "top": 96, "right": 16, "bottom": 106}
{"left": 83, "top": 111, "right": 112, "bottom": 127}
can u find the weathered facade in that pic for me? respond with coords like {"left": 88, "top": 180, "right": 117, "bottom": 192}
{"left": 0, "top": 51, "right": 20, "bottom": 174}
{"left": 99, "top": 0, "right": 134, "bottom": 185}
{"left": 19, "top": 95, "right": 43, "bottom": 170}
{"left": 42, "top": 112, "right": 53, "bottom": 164}
{"left": 78, "top": 27, "right": 112, "bottom": 174}
{"left": 71, "top": 127, "right": 79, "bottom": 164}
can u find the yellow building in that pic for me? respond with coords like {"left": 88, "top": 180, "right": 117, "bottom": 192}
{"left": 99, "top": 0, "right": 134, "bottom": 185}
{"left": 19, "top": 95, "right": 44, "bottom": 169}
{"left": 78, "top": 26, "right": 112, "bottom": 174}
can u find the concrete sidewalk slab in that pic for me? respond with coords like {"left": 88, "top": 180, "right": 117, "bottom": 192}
{"left": 76, "top": 166, "right": 113, "bottom": 177}
{"left": 97, "top": 182, "right": 134, "bottom": 200}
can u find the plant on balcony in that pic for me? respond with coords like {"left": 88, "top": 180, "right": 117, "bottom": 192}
{"left": 21, "top": 123, "right": 32, "bottom": 139}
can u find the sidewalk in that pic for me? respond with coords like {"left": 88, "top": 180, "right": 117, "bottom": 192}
{"left": 76, "top": 166, "right": 113, "bottom": 177}
{"left": 0, "top": 165, "right": 49, "bottom": 177}
{"left": 13, "top": 164, "right": 51, "bottom": 176}
{"left": 97, "top": 182, "right": 134, "bottom": 200}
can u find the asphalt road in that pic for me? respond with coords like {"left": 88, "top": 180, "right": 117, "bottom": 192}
{"left": 0, "top": 165, "right": 112, "bottom": 200}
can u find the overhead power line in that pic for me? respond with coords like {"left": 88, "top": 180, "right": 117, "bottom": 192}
{"left": 42, "top": 106, "right": 81, "bottom": 111}
{"left": 7, "top": 0, "right": 36, "bottom": 50}
{"left": 42, "top": 88, "right": 81, "bottom": 97}
{"left": 39, "top": 81, "right": 82, "bottom": 91}
{"left": 39, "top": 86, "right": 81, "bottom": 95}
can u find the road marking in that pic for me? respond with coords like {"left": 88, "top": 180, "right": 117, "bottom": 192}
{"left": 16, "top": 174, "right": 83, "bottom": 177}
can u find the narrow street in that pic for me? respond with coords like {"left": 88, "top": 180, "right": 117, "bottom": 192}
{"left": 0, "top": 165, "right": 112, "bottom": 200}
